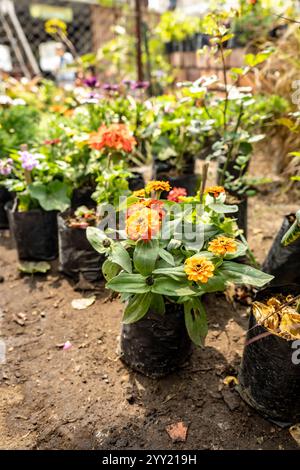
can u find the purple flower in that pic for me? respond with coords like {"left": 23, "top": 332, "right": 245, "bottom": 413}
{"left": 83, "top": 76, "right": 99, "bottom": 88}
{"left": 0, "top": 158, "right": 13, "bottom": 176}
{"left": 102, "top": 83, "right": 119, "bottom": 92}
{"left": 19, "top": 151, "right": 39, "bottom": 171}
{"left": 130, "top": 81, "right": 149, "bottom": 90}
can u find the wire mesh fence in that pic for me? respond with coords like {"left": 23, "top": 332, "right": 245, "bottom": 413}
{"left": 0, "top": 0, "right": 123, "bottom": 77}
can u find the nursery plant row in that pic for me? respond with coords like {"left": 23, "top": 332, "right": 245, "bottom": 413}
{"left": 1, "top": 31, "right": 300, "bottom": 427}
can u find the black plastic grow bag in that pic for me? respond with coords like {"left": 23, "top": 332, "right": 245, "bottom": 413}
{"left": 128, "top": 172, "right": 145, "bottom": 192}
{"left": 235, "top": 197, "right": 248, "bottom": 238}
{"left": 152, "top": 154, "right": 195, "bottom": 181}
{"left": 58, "top": 210, "right": 104, "bottom": 282}
{"left": 120, "top": 303, "right": 192, "bottom": 378}
{"left": 238, "top": 284, "right": 300, "bottom": 426}
{"left": 6, "top": 201, "right": 58, "bottom": 261}
{"left": 262, "top": 215, "right": 300, "bottom": 286}
{"left": 71, "top": 186, "right": 96, "bottom": 209}
{"left": 0, "top": 188, "right": 13, "bottom": 229}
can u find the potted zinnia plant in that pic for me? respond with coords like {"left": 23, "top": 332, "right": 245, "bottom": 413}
{"left": 4, "top": 148, "right": 70, "bottom": 261}
{"left": 87, "top": 180, "right": 273, "bottom": 378}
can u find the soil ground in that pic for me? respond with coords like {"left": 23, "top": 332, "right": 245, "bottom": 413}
{"left": 0, "top": 153, "right": 299, "bottom": 450}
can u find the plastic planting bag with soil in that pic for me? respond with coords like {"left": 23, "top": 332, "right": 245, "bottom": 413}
{"left": 239, "top": 285, "right": 300, "bottom": 426}
{"left": 58, "top": 208, "right": 104, "bottom": 282}
{"left": 262, "top": 214, "right": 300, "bottom": 286}
{"left": 6, "top": 201, "right": 58, "bottom": 261}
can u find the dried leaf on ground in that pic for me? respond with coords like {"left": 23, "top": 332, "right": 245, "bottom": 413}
{"left": 71, "top": 296, "right": 96, "bottom": 310}
{"left": 289, "top": 424, "right": 300, "bottom": 446}
{"left": 166, "top": 421, "right": 188, "bottom": 443}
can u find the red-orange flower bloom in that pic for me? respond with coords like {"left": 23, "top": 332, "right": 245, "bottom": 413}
{"left": 167, "top": 187, "right": 187, "bottom": 203}
{"left": 88, "top": 124, "right": 136, "bottom": 153}
{"left": 205, "top": 186, "right": 225, "bottom": 198}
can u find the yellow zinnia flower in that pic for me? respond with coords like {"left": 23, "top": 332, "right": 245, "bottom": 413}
{"left": 145, "top": 180, "right": 171, "bottom": 193}
{"left": 132, "top": 189, "right": 146, "bottom": 198}
{"left": 126, "top": 207, "right": 161, "bottom": 241}
{"left": 205, "top": 186, "right": 225, "bottom": 198}
{"left": 208, "top": 236, "right": 237, "bottom": 256}
{"left": 184, "top": 256, "right": 215, "bottom": 283}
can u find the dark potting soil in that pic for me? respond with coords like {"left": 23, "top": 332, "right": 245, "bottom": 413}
{"left": 262, "top": 215, "right": 300, "bottom": 286}
{"left": 238, "top": 284, "right": 300, "bottom": 426}
{"left": 120, "top": 303, "right": 192, "bottom": 378}
{"left": 58, "top": 210, "right": 104, "bottom": 282}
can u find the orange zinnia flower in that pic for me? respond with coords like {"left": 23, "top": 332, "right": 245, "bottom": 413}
{"left": 126, "top": 207, "right": 161, "bottom": 241}
{"left": 145, "top": 180, "right": 171, "bottom": 194}
{"left": 142, "top": 199, "right": 165, "bottom": 220}
{"left": 205, "top": 186, "right": 225, "bottom": 198}
{"left": 208, "top": 236, "right": 237, "bottom": 256}
{"left": 184, "top": 255, "right": 215, "bottom": 283}
{"left": 88, "top": 123, "right": 136, "bottom": 153}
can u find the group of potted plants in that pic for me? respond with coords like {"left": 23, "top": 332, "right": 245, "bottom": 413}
{"left": 1, "top": 12, "right": 300, "bottom": 426}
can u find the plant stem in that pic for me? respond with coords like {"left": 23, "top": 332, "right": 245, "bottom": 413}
{"left": 220, "top": 102, "right": 244, "bottom": 186}
{"left": 199, "top": 162, "right": 209, "bottom": 204}
{"left": 219, "top": 41, "right": 229, "bottom": 134}
{"left": 24, "top": 170, "right": 32, "bottom": 186}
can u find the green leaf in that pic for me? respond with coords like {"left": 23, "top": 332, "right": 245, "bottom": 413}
{"left": 184, "top": 298, "right": 208, "bottom": 346}
{"left": 86, "top": 227, "right": 111, "bottom": 254}
{"left": 149, "top": 293, "right": 165, "bottom": 315}
{"left": 224, "top": 240, "right": 247, "bottom": 260}
{"left": 230, "top": 67, "right": 244, "bottom": 76}
{"left": 18, "top": 261, "right": 51, "bottom": 274}
{"left": 220, "top": 261, "right": 273, "bottom": 287}
{"left": 245, "top": 51, "right": 271, "bottom": 68}
{"left": 133, "top": 239, "right": 159, "bottom": 276}
{"left": 110, "top": 244, "right": 132, "bottom": 273}
{"left": 28, "top": 181, "right": 70, "bottom": 212}
{"left": 248, "top": 134, "right": 265, "bottom": 143}
{"left": 107, "top": 273, "right": 150, "bottom": 293}
{"left": 102, "top": 259, "right": 120, "bottom": 281}
{"left": 198, "top": 272, "right": 227, "bottom": 293}
{"left": 158, "top": 248, "right": 175, "bottom": 266}
{"left": 281, "top": 216, "right": 300, "bottom": 246}
{"left": 152, "top": 276, "right": 196, "bottom": 296}
{"left": 209, "top": 203, "right": 238, "bottom": 214}
{"left": 152, "top": 266, "right": 186, "bottom": 278}
{"left": 123, "top": 292, "right": 152, "bottom": 324}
